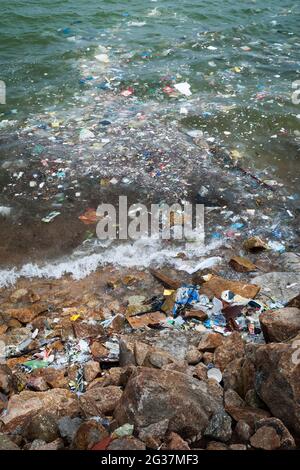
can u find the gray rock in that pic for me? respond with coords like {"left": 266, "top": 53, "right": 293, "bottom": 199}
{"left": 204, "top": 410, "right": 232, "bottom": 442}
{"left": 251, "top": 272, "right": 300, "bottom": 304}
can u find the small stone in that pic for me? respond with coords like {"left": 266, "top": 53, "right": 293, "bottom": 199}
{"left": 79, "top": 385, "right": 123, "bottom": 417}
{"left": 0, "top": 433, "right": 20, "bottom": 450}
{"left": 0, "top": 365, "right": 14, "bottom": 395}
{"left": 194, "top": 362, "right": 208, "bottom": 381}
{"left": 24, "top": 411, "right": 59, "bottom": 443}
{"left": 29, "top": 438, "right": 64, "bottom": 450}
{"left": 235, "top": 420, "right": 252, "bottom": 443}
{"left": 206, "top": 441, "right": 228, "bottom": 450}
{"left": 229, "top": 444, "right": 247, "bottom": 450}
{"left": 204, "top": 410, "right": 232, "bottom": 443}
{"left": 166, "top": 432, "right": 190, "bottom": 450}
{"left": 73, "top": 321, "right": 104, "bottom": 339}
{"left": 202, "top": 352, "right": 214, "bottom": 365}
{"left": 198, "top": 333, "right": 224, "bottom": 352}
{"left": 214, "top": 332, "right": 245, "bottom": 371}
{"left": 90, "top": 341, "right": 109, "bottom": 360}
{"left": 84, "top": 361, "right": 101, "bottom": 382}
{"left": 72, "top": 419, "right": 108, "bottom": 450}
{"left": 186, "top": 346, "right": 202, "bottom": 365}
{"left": 107, "top": 437, "right": 146, "bottom": 450}
{"left": 250, "top": 426, "right": 281, "bottom": 450}
{"left": 243, "top": 236, "right": 267, "bottom": 252}
{"left": 139, "top": 419, "right": 169, "bottom": 449}
{"left": 58, "top": 416, "right": 82, "bottom": 444}
{"left": 229, "top": 256, "right": 257, "bottom": 273}
{"left": 26, "top": 376, "right": 49, "bottom": 392}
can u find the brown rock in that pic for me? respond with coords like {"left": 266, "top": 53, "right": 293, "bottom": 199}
{"left": 1, "top": 389, "right": 79, "bottom": 432}
{"left": 0, "top": 392, "right": 8, "bottom": 413}
{"left": 186, "top": 346, "right": 202, "bottom": 365}
{"left": 29, "top": 438, "right": 64, "bottom": 450}
{"left": 114, "top": 367, "right": 223, "bottom": 439}
{"left": 0, "top": 433, "right": 20, "bottom": 450}
{"left": 143, "top": 350, "right": 175, "bottom": 369}
{"left": 134, "top": 341, "right": 151, "bottom": 366}
{"left": 149, "top": 269, "right": 181, "bottom": 289}
{"left": 214, "top": 332, "right": 245, "bottom": 371}
{"left": 166, "top": 432, "right": 190, "bottom": 450}
{"left": 206, "top": 441, "right": 228, "bottom": 450}
{"left": 126, "top": 311, "right": 166, "bottom": 329}
{"left": 194, "top": 362, "right": 208, "bottom": 381}
{"left": 119, "top": 337, "right": 136, "bottom": 366}
{"left": 24, "top": 411, "right": 59, "bottom": 443}
{"left": 229, "top": 256, "right": 257, "bottom": 273}
{"left": 224, "top": 389, "right": 270, "bottom": 427}
{"left": 243, "top": 236, "right": 267, "bottom": 252}
{"left": 109, "top": 314, "right": 125, "bottom": 332}
{"left": 184, "top": 310, "right": 208, "bottom": 321}
{"left": 84, "top": 361, "right": 101, "bottom": 382}
{"left": 202, "top": 352, "right": 214, "bottom": 365}
{"left": 255, "top": 417, "right": 295, "bottom": 449}
{"left": 253, "top": 341, "right": 300, "bottom": 434}
{"left": 0, "top": 365, "right": 14, "bottom": 395}
{"left": 259, "top": 307, "right": 300, "bottom": 342}
{"left": 73, "top": 321, "right": 104, "bottom": 339}
{"left": 72, "top": 419, "right": 108, "bottom": 450}
{"left": 107, "top": 437, "right": 146, "bottom": 450}
{"left": 201, "top": 275, "right": 260, "bottom": 300}
{"left": 250, "top": 426, "right": 281, "bottom": 450}
{"left": 26, "top": 376, "right": 49, "bottom": 392}
{"left": 139, "top": 419, "right": 169, "bottom": 449}
{"left": 229, "top": 444, "right": 247, "bottom": 450}
{"left": 235, "top": 420, "right": 252, "bottom": 443}
{"left": 90, "top": 341, "right": 109, "bottom": 360}
{"left": 287, "top": 293, "right": 300, "bottom": 309}
{"left": 198, "top": 333, "right": 224, "bottom": 352}
{"left": 6, "top": 303, "right": 47, "bottom": 324}
{"left": 79, "top": 385, "right": 123, "bottom": 417}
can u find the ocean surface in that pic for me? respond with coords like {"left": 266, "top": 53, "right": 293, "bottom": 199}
{"left": 0, "top": 1, "right": 299, "bottom": 286}
{"left": 1, "top": 0, "right": 300, "bottom": 183}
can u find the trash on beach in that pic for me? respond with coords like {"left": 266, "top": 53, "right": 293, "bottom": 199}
{"left": 174, "top": 82, "right": 192, "bottom": 96}
{"left": 41, "top": 211, "right": 61, "bottom": 223}
{"left": 21, "top": 359, "right": 50, "bottom": 371}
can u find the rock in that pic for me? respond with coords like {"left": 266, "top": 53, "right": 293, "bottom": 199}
{"left": 72, "top": 419, "right": 108, "bottom": 450}
{"left": 214, "top": 332, "right": 245, "bottom": 371}
{"left": 224, "top": 389, "right": 270, "bottom": 427}
{"left": 202, "top": 352, "right": 214, "bottom": 365}
{"left": 24, "top": 411, "right": 59, "bottom": 443}
{"left": 107, "top": 437, "right": 146, "bottom": 451}
{"left": 194, "top": 362, "right": 208, "bottom": 381}
{"left": 244, "top": 389, "right": 265, "bottom": 409}
{"left": 166, "top": 432, "right": 190, "bottom": 450}
{"left": 84, "top": 361, "right": 101, "bottom": 382}
{"left": 253, "top": 341, "right": 300, "bottom": 434}
{"left": 202, "top": 275, "right": 260, "bottom": 299}
{"left": 243, "top": 236, "right": 267, "bottom": 252}
{"left": 143, "top": 350, "right": 175, "bottom": 369}
{"left": 134, "top": 341, "right": 151, "bottom": 366}
{"left": 127, "top": 311, "right": 166, "bottom": 329}
{"left": 109, "top": 314, "right": 125, "bottom": 332}
{"left": 281, "top": 252, "right": 300, "bottom": 273}
{"left": 0, "top": 392, "right": 8, "bottom": 413}
{"left": 139, "top": 419, "right": 169, "bottom": 449}
{"left": 186, "top": 346, "right": 202, "bottom": 365}
{"left": 29, "top": 438, "right": 64, "bottom": 450}
{"left": 119, "top": 337, "right": 136, "bottom": 366}
{"left": 259, "top": 307, "right": 300, "bottom": 342}
{"left": 198, "top": 333, "right": 224, "bottom": 352}
{"left": 10, "top": 289, "right": 40, "bottom": 304}
{"left": 288, "top": 293, "right": 300, "bottom": 309}
{"left": 90, "top": 341, "right": 109, "bottom": 360}
{"left": 149, "top": 269, "right": 181, "bottom": 289}
{"left": 223, "top": 356, "right": 256, "bottom": 399}
{"left": 79, "top": 385, "right": 123, "bottom": 417}
{"left": 0, "top": 433, "right": 20, "bottom": 450}
{"left": 204, "top": 410, "right": 232, "bottom": 443}
{"left": 206, "top": 441, "right": 228, "bottom": 450}
{"left": 234, "top": 420, "right": 252, "bottom": 443}
{"left": 58, "top": 416, "right": 82, "bottom": 444}
{"left": 254, "top": 417, "right": 295, "bottom": 449}
{"left": 251, "top": 272, "right": 300, "bottom": 304}
{"left": 184, "top": 309, "right": 208, "bottom": 321}
{"left": 229, "top": 444, "right": 247, "bottom": 450}
{"left": 114, "top": 367, "right": 223, "bottom": 440}
{"left": 33, "top": 368, "right": 68, "bottom": 389}
{"left": 250, "top": 426, "right": 281, "bottom": 450}
{"left": 73, "top": 321, "right": 104, "bottom": 339}
{"left": 1, "top": 389, "right": 79, "bottom": 432}
{"left": 26, "top": 376, "right": 49, "bottom": 392}
{"left": 0, "top": 365, "right": 13, "bottom": 395}
{"left": 229, "top": 256, "right": 257, "bottom": 273}
{"left": 6, "top": 304, "right": 46, "bottom": 324}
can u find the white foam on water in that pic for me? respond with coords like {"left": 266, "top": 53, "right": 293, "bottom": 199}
{"left": 0, "top": 238, "right": 222, "bottom": 288}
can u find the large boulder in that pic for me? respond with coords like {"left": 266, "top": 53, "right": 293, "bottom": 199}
{"left": 114, "top": 367, "right": 223, "bottom": 440}
{"left": 253, "top": 341, "right": 300, "bottom": 435}
{"left": 259, "top": 307, "right": 300, "bottom": 342}
{"left": 1, "top": 389, "right": 79, "bottom": 432}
